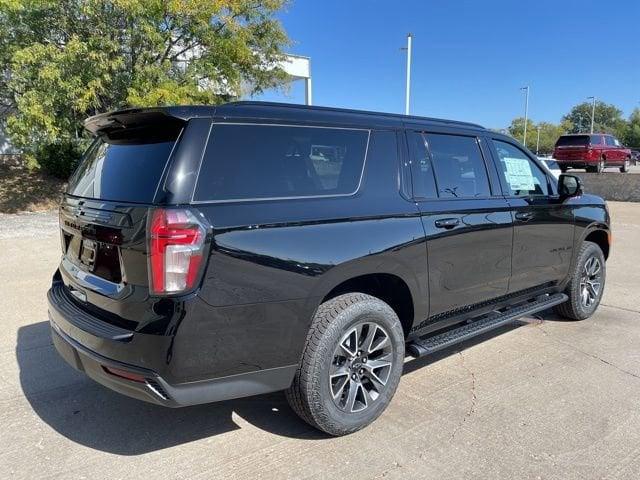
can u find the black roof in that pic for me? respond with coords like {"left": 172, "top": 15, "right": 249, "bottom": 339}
{"left": 85, "top": 101, "right": 485, "bottom": 136}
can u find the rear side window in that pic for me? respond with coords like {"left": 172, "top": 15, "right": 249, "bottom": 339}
{"left": 194, "top": 124, "right": 369, "bottom": 201}
{"left": 68, "top": 138, "right": 178, "bottom": 203}
{"left": 425, "top": 133, "right": 491, "bottom": 198}
{"left": 493, "top": 140, "right": 549, "bottom": 197}
{"left": 590, "top": 135, "right": 603, "bottom": 145}
{"left": 407, "top": 132, "right": 438, "bottom": 198}
{"left": 555, "top": 135, "right": 589, "bottom": 147}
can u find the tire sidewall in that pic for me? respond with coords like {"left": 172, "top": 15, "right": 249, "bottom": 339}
{"left": 309, "top": 297, "right": 405, "bottom": 434}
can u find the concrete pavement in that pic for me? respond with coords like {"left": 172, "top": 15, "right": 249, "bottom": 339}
{"left": 1, "top": 202, "right": 639, "bottom": 479}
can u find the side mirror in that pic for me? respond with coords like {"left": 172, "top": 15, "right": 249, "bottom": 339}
{"left": 558, "top": 174, "right": 582, "bottom": 198}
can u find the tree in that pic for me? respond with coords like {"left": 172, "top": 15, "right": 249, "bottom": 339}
{"left": 0, "top": 0, "right": 291, "bottom": 176}
{"left": 562, "top": 101, "right": 626, "bottom": 137}
{"left": 621, "top": 108, "right": 640, "bottom": 149}
{"left": 507, "top": 117, "right": 536, "bottom": 148}
{"left": 507, "top": 118, "right": 567, "bottom": 154}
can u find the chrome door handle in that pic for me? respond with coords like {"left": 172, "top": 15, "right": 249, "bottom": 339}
{"left": 434, "top": 218, "right": 460, "bottom": 229}
{"left": 515, "top": 212, "right": 534, "bottom": 222}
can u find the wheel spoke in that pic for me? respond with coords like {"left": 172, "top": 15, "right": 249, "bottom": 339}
{"left": 346, "top": 379, "right": 360, "bottom": 412}
{"left": 361, "top": 324, "right": 377, "bottom": 354}
{"left": 340, "top": 328, "right": 358, "bottom": 357}
{"left": 581, "top": 287, "right": 590, "bottom": 306}
{"left": 363, "top": 365, "right": 388, "bottom": 390}
{"left": 331, "top": 376, "right": 349, "bottom": 400}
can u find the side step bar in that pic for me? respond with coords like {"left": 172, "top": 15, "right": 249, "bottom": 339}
{"left": 407, "top": 293, "right": 568, "bottom": 358}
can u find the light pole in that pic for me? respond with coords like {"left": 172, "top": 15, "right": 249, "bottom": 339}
{"left": 536, "top": 126, "right": 541, "bottom": 155}
{"left": 587, "top": 96, "right": 596, "bottom": 134}
{"left": 401, "top": 33, "right": 412, "bottom": 115}
{"left": 520, "top": 86, "right": 530, "bottom": 146}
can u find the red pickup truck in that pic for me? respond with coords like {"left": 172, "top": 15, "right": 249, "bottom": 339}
{"left": 554, "top": 134, "right": 632, "bottom": 173}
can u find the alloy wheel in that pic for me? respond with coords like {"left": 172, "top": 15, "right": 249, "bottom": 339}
{"left": 329, "top": 322, "right": 394, "bottom": 413}
{"left": 580, "top": 256, "right": 602, "bottom": 308}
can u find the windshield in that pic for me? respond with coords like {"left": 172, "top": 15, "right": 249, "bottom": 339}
{"left": 67, "top": 137, "right": 178, "bottom": 203}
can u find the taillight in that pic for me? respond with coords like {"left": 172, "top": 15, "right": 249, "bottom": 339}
{"left": 148, "top": 208, "right": 207, "bottom": 295}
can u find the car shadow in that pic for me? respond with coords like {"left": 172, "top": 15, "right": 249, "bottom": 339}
{"left": 16, "top": 321, "right": 327, "bottom": 456}
{"left": 17, "top": 311, "right": 555, "bottom": 455}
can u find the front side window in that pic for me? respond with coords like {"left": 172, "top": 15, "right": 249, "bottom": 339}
{"left": 590, "top": 135, "right": 603, "bottom": 145}
{"left": 193, "top": 124, "right": 369, "bottom": 201}
{"left": 493, "top": 140, "right": 549, "bottom": 197}
{"left": 605, "top": 136, "right": 616, "bottom": 146}
{"left": 425, "top": 133, "right": 491, "bottom": 198}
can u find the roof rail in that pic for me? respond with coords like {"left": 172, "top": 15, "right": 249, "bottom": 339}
{"left": 223, "top": 101, "right": 485, "bottom": 129}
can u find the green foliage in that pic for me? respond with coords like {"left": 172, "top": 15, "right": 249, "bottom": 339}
{"left": 507, "top": 118, "right": 565, "bottom": 154}
{"left": 507, "top": 102, "right": 639, "bottom": 154}
{"left": 32, "top": 140, "right": 85, "bottom": 179}
{"left": 507, "top": 117, "right": 536, "bottom": 146}
{"left": 0, "top": 0, "right": 290, "bottom": 176}
{"left": 621, "top": 108, "right": 640, "bottom": 149}
{"left": 562, "top": 101, "right": 626, "bottom": 136}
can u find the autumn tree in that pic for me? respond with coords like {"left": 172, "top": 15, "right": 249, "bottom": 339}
{"left": 0, "top": 0, "right": 291, "bottom": 176}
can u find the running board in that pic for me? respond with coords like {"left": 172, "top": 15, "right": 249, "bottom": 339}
{"left": 407, "top": 293, "right": 568, "bottom": 358}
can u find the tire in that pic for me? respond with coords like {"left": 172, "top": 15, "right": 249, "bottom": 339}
{"left": 596, "top": 157, "right": 606, "bottom": 173}
{"left": 555, "top": 241, "right": 606, "bottom": 320}
{"left": 286, "top": 293, "right": 405, "bottom": 436}
{"left": 621, "top": 158, "right": 630, "bottom": 173}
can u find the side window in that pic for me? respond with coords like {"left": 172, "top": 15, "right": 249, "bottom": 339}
{"left": 605, "top": 136, "right": 616, "bottom": 146}
{"left": 193, "top": 124, "right": 369, "bottom": 201}
{"left": 407, "top": 131, "right": 437, "bottom": 198}
{"left": 425, "top": 133, "right": 491, "bottom": 198}
{"left": 590, "top": 135, "right": 602, "bottom": 145}
{"left": 613, "top": 137, "right": 621, "bottom": 147}
{"left": 493, "top": 140, "right": 549, "bottom": 197}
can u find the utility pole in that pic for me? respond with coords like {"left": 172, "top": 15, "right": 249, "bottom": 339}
{"left": 536, "top": 126, "right": 541, "bottom": 155}
{"left": 520, "top": 86, "right": 530, "bottom": 146}
{"left": 587, "top": 96, "right": 596, "bottom": 133}
{"left": 401, "top": 33, "right": 412, "bottom": 115}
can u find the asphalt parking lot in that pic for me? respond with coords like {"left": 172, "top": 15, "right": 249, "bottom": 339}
{"left": 1, "top": 202, "right": 639, "bottom": 479}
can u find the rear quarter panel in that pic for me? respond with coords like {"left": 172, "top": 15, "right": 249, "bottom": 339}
{"left": 169, "top": 129, "right": 428, "bottom": 380}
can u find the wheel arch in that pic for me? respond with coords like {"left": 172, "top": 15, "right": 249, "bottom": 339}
{"left": 583, "top": 227, "right": 610, "bottom": 260}
{"left": 320, "top": 273, "right": 415, "bottom": 338}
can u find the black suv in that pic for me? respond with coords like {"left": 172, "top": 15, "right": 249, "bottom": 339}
{"left": 48, "top": 102, "right": 610, "bottom": 436}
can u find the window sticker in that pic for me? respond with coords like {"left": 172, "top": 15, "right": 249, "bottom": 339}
{"left": 503, "top": 157, "right": 535, "bottom": 191}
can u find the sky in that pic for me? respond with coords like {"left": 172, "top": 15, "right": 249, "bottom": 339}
{"left": 254, "top": 0, "right": 640, "bottom": 130}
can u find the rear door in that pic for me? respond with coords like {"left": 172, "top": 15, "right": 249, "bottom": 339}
{"left": 407, "top": 130, "right": 512, "bottom": 317}
{"left": 488, "top": 137, "right": 574, "bottom": 292}
{"left": 58, "top": 115, "right": 185, "bottom": 328}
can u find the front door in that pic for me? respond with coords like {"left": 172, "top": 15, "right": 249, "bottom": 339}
{"left": 407, "top": 131, "right": 513, "bottom": 317}
{"left": 488, "top": 138, "right": 575, "bottom": 292}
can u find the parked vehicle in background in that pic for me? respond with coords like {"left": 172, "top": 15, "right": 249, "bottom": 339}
{"left": 539, "top": 157, "right": 562, "bottom": 179}
{"left": 554, "top": 134, "right": 632, "bottom": 173}
{"left": 630, "top": 149, "right": 640, "bottom": 166}
{"left": 47, "top": 102, "right": 611, "bottom": 436}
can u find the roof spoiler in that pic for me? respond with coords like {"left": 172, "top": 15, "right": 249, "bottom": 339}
{"left": 84, "top": 108, "right": 186, "bottom": 143}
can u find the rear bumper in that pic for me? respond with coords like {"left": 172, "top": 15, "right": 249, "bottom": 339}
{"left": 555, "top": 159, "right": 592, "bottom": 168}
{"left": 47, "top": 283, "right": 296, "bottom": 407}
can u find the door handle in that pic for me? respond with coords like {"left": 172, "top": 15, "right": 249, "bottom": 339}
{"left": 515, "top": 211, "right": 534, "bottom": 222}
{"left": 434, "top": 218, "right": 460, "bottom": 229}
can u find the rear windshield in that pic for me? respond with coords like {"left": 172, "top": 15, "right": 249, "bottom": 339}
{"left": 555, "top": 135, "right": 590, "bottom": 147}
{"left": 67, "top": 137, "right": 178, "bottom": 203}
{"left": 193, "top": 124, "right": 369, "bottom": 202}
